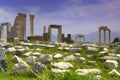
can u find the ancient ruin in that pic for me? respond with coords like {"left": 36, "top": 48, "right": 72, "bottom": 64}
{"left": 48, "top": 24, "right": 62, "bottom": 43}
{"left": 29, "top": 15, "right": 35, "bottom": 36}
{"left": 99, "top": 26, "right": 111, "bottom": 44}
{"left": 0, "top": 22, "right": 11, "bottom": 40}
{"left": 76, "top": 35, "right": 85, "bottom": 42}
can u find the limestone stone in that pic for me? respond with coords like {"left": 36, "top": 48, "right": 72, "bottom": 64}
{"left": 64, "top": 55, "right": 75, "bottom": 61}
{"left": 12, "top": 55, "right": 22, "bottom": 63}
{"left": 0, "top": 47, "right": 7, "bottom": 71}
{"left": 53, "top": 62, "right": 73, "bottom": 69}
{"left": 87, "top": 61, "right": 96, "bottom": 66}
{"left": 0, "top": 46, "right": 6, "bottom": 60}
{"left": 32, "top": 62, "right": 46, "bottom": 74}
{"left": 26, "top": 56, "right": 37, "bottom": 64}
{"left": 53, "top": 53, "right": 63, "bottom": 59}
{"left": 7, "top": 47, "right": 16, "bottom": 52}
{"left": 0, "top": 59, "right": 7, "bottom": 71}
{"left": 109, "top": 69, "right": 120, "bottom": 77}
{"left": 105, "top": 60, "right": 118, "bottom": 69}
{"left": 24, "top": 52, "right": 32, "bottom": 56}
{"left": 87, "top": 55, "right": 95, "bottom": 59}
{"left": 87, "top": 47, "right": 98, "bottom": 52}
{"left": 70, "top": 48, "right": 81, "bottom": 52}
{"left": 51, "top": 68, "right": 69, "bottom": 74}
{"left": 76, "top": 69, "right": 101, "bottom": 75}
{"left": 38, "top": 54, "right": 53, "bottom": 65}
{"left": 12, "top": 61, "right": 29, "bottom": 73}
{"left": 32, "top": 52, "right": 41, "bottom": 56}
{"left": 58, "top": 47, "right": 64, "bottom": 50}
{"left": 99, "top": 56, "right": 118, "bottom": 61}
{"left": 73, "top": 53, "right": 81, "bottom": 56}
{"left": 77, "top": 57, "right": 86, "bottom": 63}
{"left": 64, "top": 47, "right": 70, "bottom": 50}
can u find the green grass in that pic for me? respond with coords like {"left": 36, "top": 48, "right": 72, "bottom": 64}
{"left": 0, "top": 42, "right": 120, "bottom": 80}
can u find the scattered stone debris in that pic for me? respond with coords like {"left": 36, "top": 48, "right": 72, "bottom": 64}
{"left": 12, "top": 61, "right": 29, "bottom": 73}
{"left": 53, "top": 62, "right": 73, "bottom": 69}
{"left": 76, "top": 69, "right": 101, "bottom": 75}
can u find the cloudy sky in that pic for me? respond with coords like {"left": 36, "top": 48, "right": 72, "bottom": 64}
{"left": 0, "top": 0, "right": 120, "bottom": 36}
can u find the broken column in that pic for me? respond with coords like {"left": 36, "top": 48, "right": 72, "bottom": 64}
{"left": 29, "top": 15, "right": 35, "bottom": 36}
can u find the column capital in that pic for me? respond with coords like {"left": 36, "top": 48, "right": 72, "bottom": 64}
{"left": 29, "top": 15, "right": 35, "bottom": 18}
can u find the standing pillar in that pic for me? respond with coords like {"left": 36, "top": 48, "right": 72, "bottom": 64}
{"left": 48, "top": 27, "right": 51, "bottom": 42}
{"left": 109, "top": 30, "right": 111, "bottom": 44}
{"left": 104, "top": 30, "right": 106, "bottom": 44}
{"left": 29, "top": 15, "right": 35, "bottom": 36}
{"left": 99, "top": 29, "right": 101, "bottom": 43}
{"left": 44, "top": 26, "right": 46, "bottom": 33}
{"left": 1, "top": 26, "right": 4, "bottom": 40}
{"left": 57, "top": 27, "right": 62, "bottom": 43}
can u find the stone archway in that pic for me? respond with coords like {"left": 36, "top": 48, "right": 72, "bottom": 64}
{"left": 0, "top": 22, "right": 11, "bottom": 40}
{"left": 98, "top": 26, "right": 111, "bottom": 44}
{"left": 76, "top": 35, "right": 85, "bottom": 42}
{"left": 48, "top": 24, "right": 62, "bottom": 43}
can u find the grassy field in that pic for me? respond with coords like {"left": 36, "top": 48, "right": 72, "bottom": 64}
{"left": 0, "top": 42, "right": 120, "bottom": 80}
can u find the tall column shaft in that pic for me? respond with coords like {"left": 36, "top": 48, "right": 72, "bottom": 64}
{"left": 1, "top": 26, "right": 4, "bottom": 40}
{"left": 44, "top": 26, "right": 46, "bottom": 33}
{"left": 29, "top": 15, "right": 35, "bottom": 36}
{"left": 57, "top": 27, "right": 62, "bottom": 43}
{"left": 104, "top": 30, "right": 106, "bottom": 44}
{"left": 99, "top": 30, "right": 101, "bottom": 43}
{"left": 109, "top": 30, "right": 111, "bottom": 44}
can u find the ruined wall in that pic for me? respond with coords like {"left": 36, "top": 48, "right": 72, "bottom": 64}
{"left": 7, "top": 13, "right": 27, "bottom": 40}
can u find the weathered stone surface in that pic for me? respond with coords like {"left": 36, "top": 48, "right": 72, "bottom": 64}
{"left": 53, "top": 62, "right": 73, "bottom": 69}
{"left": 6, "top": 47, "right": 16, "bottom": 52}
{"left": 26, "top": 56, "right": 37, "bottom": 64}
{"left": 0, "top": 60, "right": 7, "bottom": 71}
{"left": 77, "top": 57, "right": 86, "bottom": 63}
{"left": 12, "top": 55, "right": 22, "bottom": 63}
{"left": 32, "top": 52, "right": 41, "bottom": 56}
{"left": 64, "top": 55, "right": 75, "bottom": 61}
{"left": 73, "top": 53, "right": 81, "bottom": 56}
{"left": 58, "top": 47, "right": 64, "bottom": 50}
{"left": 38, "top": 54, "right": 53, "bottom": 65}
{"left": 51, "top": 68, "right": 69, "bottom": 74}
{"left": 70, "top": 48, "right": 81, "bottom": 52}
{"left": 32, "top": 62, "right": 46, "bottom": 74}
{"left": 12, "top": 61, "right": 29, "bottom": 73}
{"left": 76, "top": 69, "right": 101, "bottom": 75}
{"left": 99, "top": 56, "right": 118, "bottom": 61}
{"left": 87, "top": 61, "right": 96, "bottom": 66}
{"left": 24, "top": 52, "right": 32, "bottom": 56}
{"left": 109, "top": 69, "right": 120, "bottom": 77}
{"left": 87, "top": 47, "right": 98, "bottom": 51}
{"left": 105, "top": 60, "right": 118, "bottom": 69}
{"left": 0, "top": 47, "right": 6, "bottom": 60}
{"left": 87, "top": 55, "right": 95, "bottom": 59}
{"left": 64, "top": 47, "right": 70, "bottom": 51}
{"left": 53, "top": 53, "right": 63, "bottom": 59}
{"left": 0, "top": 47, "right": 7, "bottom": 71}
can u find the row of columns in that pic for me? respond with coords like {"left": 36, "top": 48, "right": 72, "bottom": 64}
{"left": 99, "top": 26, "right": 111, "bottom": 44}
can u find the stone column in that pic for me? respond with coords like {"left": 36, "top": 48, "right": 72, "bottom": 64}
{"left": 57, "top": 27, "right": 62, "bottom": 43}
{"left": 44, "top": 26, "right": 46, "bottom": 33}
{"left": 109, "top": 30, "right": 111, "bottom": 44}
{"left": 48, "top": 27, "right": 51, "bottom": 42}
{"left": 1, "top": 26, "right": 4, "bottom": 40}
{"left": 104, "top": 30, "right": 106, "bottom": 44}
{"left": 99, "top": 29, "right": 101, "bottom": 43}
{"left": 29, "top": 15, "right": 35, "bottom": 36}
